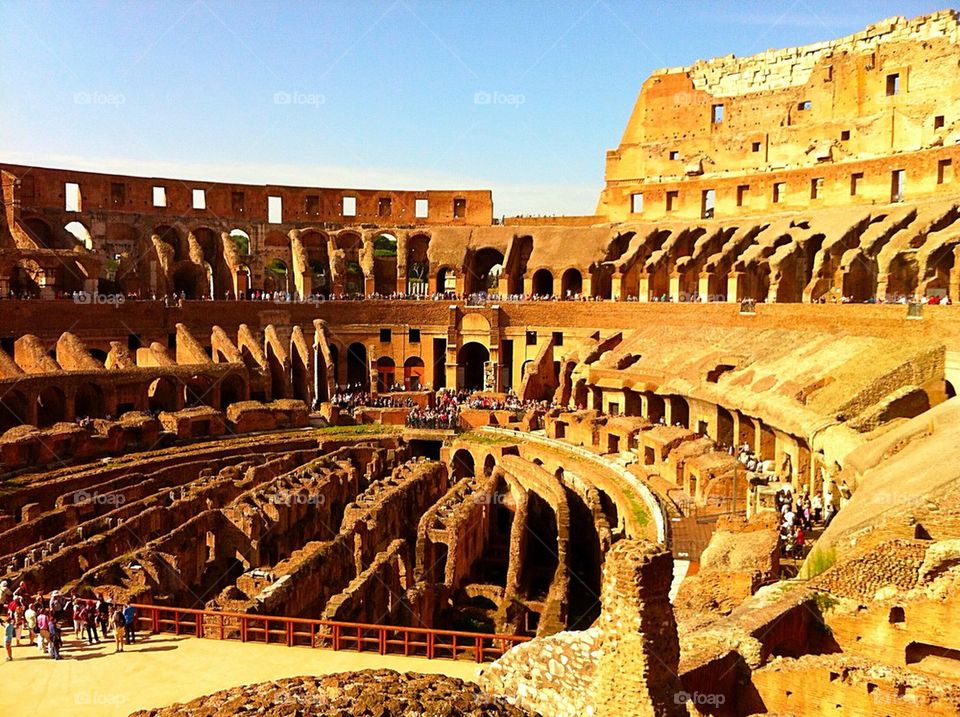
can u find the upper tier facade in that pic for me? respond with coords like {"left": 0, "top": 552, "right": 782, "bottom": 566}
{"left": 597, "top": 10, "right": 960, "bottom": 222}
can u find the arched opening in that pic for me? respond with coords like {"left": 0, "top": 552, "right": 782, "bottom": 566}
{"left": 22, "top": 217, "right": 57, "bottom": 248}
{"left": 37, "top": 386, "right": 66, "bottom": 427}
{"left": 946, "top": 381, "right": 957, "bottom": 399}
{"left": 520, "top": 492, "right": 559, "bottom": 601}
{"left": 451, "top": 449, "right": 475, "bottom": 479}
{"left": 229, "top": 229, "right": 250, "bottom": 256}
{"left": 10, "top": 261, "right": 43, "bottom": 297}
{"left": 375, "top": 356, "right": 396, "bottom": 393}
{"left": 403, "top": 356, "right": 425, "bottom": 391}
{"left": 266, "top": 343, "right": 288, "bottom": 400}
{"left": 64, "top": 221, "right": 93, "bottom": 250}
{"left": 561, "top": 268, "right": 583, "bottom": 298}
{"left": 372, "top": 233, "right": 398, "bottom": 295}
{"left": 236, "top": 265, "right": 251, "bottom": 299}
{"left": 467, "top": 248, "right": 505, "bottom": 295}
{"left": 436, "top": 267, "right": 457, "bottom": 295}
{"left": 74, "top": 383, "right": 105, "bottom": 419}
{"left": 458, "top": 342, "right": 490, "bottom": 391}
{"left": 670, "top": 396, "right": 690, "bottom": 428}
{"left": 172, "top": 263, "right": 206, "bottom": 299}
{"left": 406, "top": 234, "right": 430, "bottom": 295}
{"left": 717, "top": 405, "right": 734, "bottom": 448}
{"left": 531, "top": 268, "right": 553, "bottom": 297}
{"left": 0, "top": 390, "right": 29, "bottom": 432}
{"left": 300, "top": 230, "right": 330, "bottom": 297}
{"left": 155, "top": 225, "right": 185, "bottom": 261}
{"left": 183, "top": 375, "right": 214, "bottom": 408}
{"left": 220, "top": 373, "right": 246, "bottom": 409}
{"left": 336, "top": 232, "right": 364, "bottom": 294}
{"left": 263, "top": 258, "right": 289, "bottom": 295}
{"left": 565, "top": 485, "right": 602, "bottom": 628}
{"left": 483, "top": 454, "right": 496, "bottom": 477}
{"left": 148, "top": 377, "right": 178, "bottom": 412}
{"left": 291, "top": 347, "right": 311, "bottom": 403}
{"left": 346, "top": 342, "right": 369, "bottom": 390}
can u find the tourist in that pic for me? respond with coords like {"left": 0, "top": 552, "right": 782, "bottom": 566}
{"left": 84, "top": 600, "right": 100, "bottom": 644}
{"left": 47, "top": 617, "right": 62, "bottom": 660}
{"left": 112, "top": 606, "right": 126, "bottom": 652}
{"left": 96, "top": 594, "right": 111, "bottom": 638}
{"left": 2, "top": 615, "right": 13, "bottom": 661}
{"left": 123, "top": 603, "right": 137, "bottom": 644}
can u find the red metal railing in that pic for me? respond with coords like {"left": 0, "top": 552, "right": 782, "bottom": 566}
{"left": 125, "top": 603, "right": 529, "bottom": 663}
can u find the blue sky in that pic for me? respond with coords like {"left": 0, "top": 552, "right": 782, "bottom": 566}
{"left": 0, "top": 0, "right": 946, "bottom": 216}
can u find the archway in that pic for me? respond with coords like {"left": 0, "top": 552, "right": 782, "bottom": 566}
{"left": 172, "top": 263, "right": 206, "bottom": 299}
{"left": 372, "top": 234, "right": 398, "bottom": 295}
{"left": 0, "top": 390, "right": 28, "bottom": 432}
{"left": 148, "top": 377, "right": 178, "bottom": 412}
{"left": 64, "top": 222, "right": 93, "bottom": 250}
{"left": 37, "top": 386, "right": 66, "bottom": 427}
{"left": 74, "top": 383, "right": 105, "bottom": 419}
{"left": 263, "top": 258, "right": 289, "bottom": 295}
{"left": 220, "top": 373, "right": 246, "bottom": 409}
{"left": 406, "top": 234, "right": 430, "bottom": 295}
{"left": 376, "top": 356, "right": 396, "bottom": 393}
{"left": 346, "top": 342, "right": 369, "bottom": 390}
{"left": 458, "top": 342, "right": 490, "bottom": 391}
{"left": 561, "top": 268, "right": 583, "bottom": 298}
{"left": 436, "top": 267, "right": 457, "bottom": 294}
{"left": 467, "top": 248, "right": 505, "bottom": 294}
{"left": 183, "top": 375, "right": 214, "bottom": 408}
{"left": 451, "top": 449, "right": 475, "bottom": 479}
{"left": 531, "top": 268, "right": 553, "bottom": 297}
{"left": 403, "top": 356, "right": 425, "bottom": 391}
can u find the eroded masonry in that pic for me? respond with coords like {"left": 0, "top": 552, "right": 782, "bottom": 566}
{"left": 4, "top": 10, "right": 960, "bottom": 717}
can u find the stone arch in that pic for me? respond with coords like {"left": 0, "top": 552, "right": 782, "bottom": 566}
{"left": 22, "top": 216, "right": 57, "bottom": 248}
{"left": 451, "top": 448, "right": 475, "bottom": 479}
{"left": 183, "top": 374, "right": 214, "bottom": 408}
{"left": 301, "top": 229, "right": 331, "bottom": 297}
{"left": 148, "top": 376, "right": 179, "bottom": 412}
{"left": 375, "top": 356, "right": 396, "bottom": 393}
{"left": 172, "top": 262, "right": 207, "bottom": 299}
{"left": 263, "top": 258, "right": 290, "bottom": 295}
{"left": 403, "top": 356, "right": 425, "bottom": 391}
{"left": 372, "top": 233, "right": 398, "bottom": 295}
{"left": 0, "top": 389, "right": 29, "bottom": 432}
{"left": 220, "top": 373, "right": 247, "bottom": 408}
{"left": 436, "top": 266, "right": 457, "bottom": 294}
{"left": 155, "top": 225, "right": 186, "bottom": 260}
{"left": 406, "top": 233, "right": 431, "bottom": 295}
{"left": 531, "top": 268, "right": 554, "bottom": 297}
{"left": 74, "top": 382, "right": 105, "bottom": 419}
{"left": 483, "top": 453, "right": 497, "bottom": 477}
{"left": 64, "top": 221, "right": 93, "bottom": 250}
{"left": 346, "top": 342, "right": 369, "bottom": 390}
{"left": 37, "top": 386, "right": 67, "bottom": 427}
{"left": 561, "top": 267, "right": 583, "bottom": 298}
{"left": 458, "top": 342, "right": 490, "bottom": 391}
{"left": 467, "top": 248, "right": 505, "bottom": 294}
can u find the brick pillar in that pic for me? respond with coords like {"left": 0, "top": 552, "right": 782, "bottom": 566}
{"left": 668, "top": 273, "right": 682, "bottom": 303}
{"left": 726, "top": 271, "right": 742, "bottom": 303}
{"left": 593, "top": 540, "right": 685, "bottom": 717}
{"left": 638, "top": 274, "right": 651, "bottom": 302}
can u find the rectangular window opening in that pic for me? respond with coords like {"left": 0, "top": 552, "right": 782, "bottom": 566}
{"left": 453, "top": 198, "right": 466, "bottom": 218}
{"left": 891, "top": 169, "right": 905, "bottom": 203}
{"left": 304, "top": 194, "right": 319, "bottom": 216}
{"left": 773, "top": 182, "right": 786, "bottom": 204}
{"left": 631, "top": 193, "right": 644, "bottom": 214}
{"left": 415, "top": 198, "right": 429, "bottom": 219}
{"left": 268, "top": 196, "right": 283, "bottom": 224}
{"left": 232, "top": 191, "right": 245, "bottom": 214}
{"left": 798, "top": 100, "right": 812, "bottom": 111}
{"left": 736, "top": 185, "right": 749, "bottom": 207}
{"left": 938, "top": 159, "right": 952, "bottom": 185}
{"left": 840, "top": 129, "right": 851, "bottom": 141}
{"left": 409, "top": 328, "right": 421, "bottom": 343}
{"left": 666, "top": 190, "right": 679, "bottom": 212}
{"left": 110, "top": 182, "right": 125, "bottom": 206}
{"left": 751, "top": 141, "right": 761, "bottom": 152}
{"left": 379, "top": 328, "right": 391, "bottom": 343}
{"left": 935, "top": 115, "right": 945, "bottom": 130}
{"left": 378, "top": 197, "right": 392, "bottom": 217}
{"left": 668, "top": 150, "right": 679, "bottom": 160}
{"left": 342, "top": 196, "right": 357, "bottom": 217}
{"left": 152, "top": 186, "right": 166, "bottom": 208}
{"left": 526, "top": 330, "right": 537, "bottom": 346}
{"left": 192, "top": 189, "right": 206, "bottom": 210}
{"left": 811, "top": 177, "right": 824, "bottom": 200}
{"left": 701, "top": 189, "right": 715, "bottom": 219}
{"left": 65, "top": 182, "right": 81, "bottom": 212}
{"left": 552, "top": 331, "right": 564, "bottom": 346}
{"left": 886, "top": 73, "right": 900, "bottom": 96}
{"left": 851, "top": 172, "right": 864, "bottom": 196}
{"left": 711, "top": 104, "right": 724, "bottom": 124}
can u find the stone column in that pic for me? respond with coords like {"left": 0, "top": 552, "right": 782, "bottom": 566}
{"left": 593, "top": 540, "right": 686, "bottom": 717}
{"left": 638, "top": 274, "right": 651, "bottom": 302}
{"left": 726, "top": 271, "right": 742, "bottom": 302}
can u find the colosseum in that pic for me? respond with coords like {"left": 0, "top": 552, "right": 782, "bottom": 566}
{"left": 3, "top": 9, "right": 960, "bottom": 717}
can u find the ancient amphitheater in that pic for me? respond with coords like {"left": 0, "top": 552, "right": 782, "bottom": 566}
{"left": 3, "top": 9, "right": 960, "bottom": 717}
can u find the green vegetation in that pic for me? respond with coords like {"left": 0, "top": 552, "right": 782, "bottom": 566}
{"left": 458, "top": 431, "right": 520, "bottom": 446}
{"left": 316, "top": 424, "right": 401, "bottom": 436}
{"left": 801, "top": 545, "right": 838, "bottom": 579}
{"left": 266, "top": 258, "right": 288, "bottom": 275}
{"left": 812, "top": 589, "right": 840, "bottom": 615}
{"left": 229, "top": 231, "right": 250, "bottom": 255}
{"left": 373, "top": 234, "right": 398, "bottom": 257}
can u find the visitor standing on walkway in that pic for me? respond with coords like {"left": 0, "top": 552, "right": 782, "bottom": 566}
{"left": 3, "top": 616, "right": 13, "bottom": 661}
{"left": 112, "top": 607, "right": 126, "bottom": 652}
{"left": 123, "top": 603, "right": 136, "bottom": 644}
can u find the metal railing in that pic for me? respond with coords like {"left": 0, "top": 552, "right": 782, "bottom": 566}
{"left": 128, "top": 603, "right": 529, "bottom": 663}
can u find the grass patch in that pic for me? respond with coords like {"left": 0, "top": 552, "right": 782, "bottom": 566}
{"left": 801, "top": 545, "right": 837, "bottom": 579}
{"left": 459, "top": 431, "right": 520, "bottom": 446}
{"left": 316, "top": 424, "right": 401, "bottom": 436}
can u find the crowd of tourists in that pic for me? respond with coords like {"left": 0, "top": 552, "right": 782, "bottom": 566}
{"left": 330, "top": 387, "right": 419, "bottom": 412}
{"left": 1, "top": 580, "right": 139, "bottom": 661}
{"left": 403, "top": 389, "right": 550, "bottom": 430}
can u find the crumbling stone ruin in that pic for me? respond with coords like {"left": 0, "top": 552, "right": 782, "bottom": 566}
{"left": 5, "top": 9, "right": 960, "bottom": 717}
